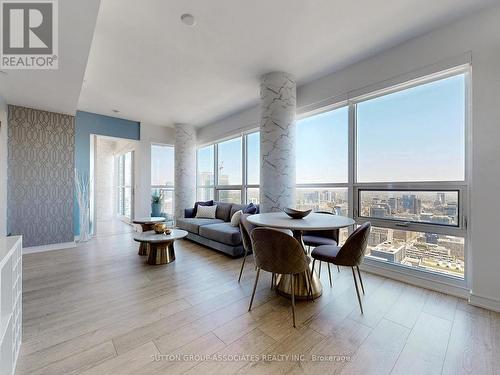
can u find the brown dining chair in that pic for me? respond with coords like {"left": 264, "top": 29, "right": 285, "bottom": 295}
{"left": 238, "top": 214, "right": 256, "bottom": 283}
{"left": 248, "top": 227, "right": 311, "bottom": 327}
{"left": 310, "top": 222, "right": 371, "bottom": 314}
{"left": 238, "top": 214, "right": 293, "bottom": 285}
{"left": 303, "top": 211, "right": 340, "bottom": 286}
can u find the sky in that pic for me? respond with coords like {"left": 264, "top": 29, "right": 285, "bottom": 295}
{"left": 195, "top": 73, "right": 465, "bottom": 185}
{"left": 151, "top": 144, "right": 174, "bottom": 186}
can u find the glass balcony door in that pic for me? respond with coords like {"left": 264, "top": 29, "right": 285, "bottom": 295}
{"left": 117, "top": 151, "right": 134, "bottom": 221}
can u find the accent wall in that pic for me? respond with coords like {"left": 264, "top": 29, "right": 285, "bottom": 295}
{"left": 0, "top": 96, "right": 8, "bottom": 236}
{"left": 7, "top": 105, "right": 75, "bottom": 247}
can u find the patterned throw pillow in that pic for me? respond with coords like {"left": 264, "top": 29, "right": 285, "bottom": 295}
{"left": 195, "top": 205, "right": 217, "bottom": 219}
{"left": 230, "top": 210, "right": 243, "bottom": 226}
{"left": 193, "top": 200, "right": 213, "bottom": 217}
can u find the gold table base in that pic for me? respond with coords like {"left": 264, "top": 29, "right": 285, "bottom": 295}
{"left": 147, "top": 242, "right": 176, "bottom": 265}
{"left": 137, "top": 223, "right": 155, "bottom": 256}
{"left": 276, "top": 265, "right": 322, "bottom": 300}
{"left": 276, "top": 229, "right": 323, "bottom": 300}
{"left": 138, "top": 242, "right": 149, "bottom": 256}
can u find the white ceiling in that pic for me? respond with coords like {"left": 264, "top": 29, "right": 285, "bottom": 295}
{"left": 1, "top": 0, "right": 496, "bottom": 126}
{"left": 78, "top": 0, "right": 496, "bottom": 127}
{"left": 0, "top": 0, "right": 101, "bottom": 115}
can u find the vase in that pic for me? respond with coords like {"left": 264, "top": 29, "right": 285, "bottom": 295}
{"left": 151, "top": 203, "right": 161, "bottom": 217}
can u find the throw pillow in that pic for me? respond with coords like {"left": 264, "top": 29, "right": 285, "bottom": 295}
{"left": 193, "top": 200, "right": 213, "bottom": 217}
{"left": 244, "top": 202, "right": 258, "bottom": 214}
{"left": 195, "top": 204, "right": 217, "bottom": 219}
{"left": 230, "top": 210, "right": 243, "bottom": 226}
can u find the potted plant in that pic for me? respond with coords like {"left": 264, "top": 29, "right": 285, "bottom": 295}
{"left": 151, "top": 191, "right": 163, "bottom": 217}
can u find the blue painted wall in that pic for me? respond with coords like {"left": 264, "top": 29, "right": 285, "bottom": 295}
{"left": 74, "top": 111, "right": 140, "bottom": 235}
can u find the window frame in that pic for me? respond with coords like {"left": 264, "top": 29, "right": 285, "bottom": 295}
{"left": 295, "top": 64, "right": 471, "bottom": 285}
{"left": 196, "top": 131, "right": 260, "bottom": 204}
{"left": 350, "top": 65, "right": 470, "bottom": 284}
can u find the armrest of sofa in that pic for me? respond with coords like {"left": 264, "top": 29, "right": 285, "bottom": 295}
{"left": 185, "top": 207, "right": 195, "bottom": 218}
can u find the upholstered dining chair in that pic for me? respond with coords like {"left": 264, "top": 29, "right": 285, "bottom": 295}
{"left": 310, "top": 222, "right": 371, "bottom": 314}
{"left": 248, "top": 227, "right": 311, "bottom": 327}
{"left": 238, "top": 214, "right": 256, "bottom": 283}
{"left": 238, "top": 214, "right": 293, "bottom": 285}
{"left": 303, "top": 211, "right": 340, "bottom": 287}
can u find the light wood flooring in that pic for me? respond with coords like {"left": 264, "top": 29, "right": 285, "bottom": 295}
{"left": 17, "top": 231, "right": 500, "bottom": 375}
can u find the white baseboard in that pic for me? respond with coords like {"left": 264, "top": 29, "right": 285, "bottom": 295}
{"left": 23, "top": 241, "right": 76, "bottom": 254}
{"left": 468, "top": 293, "right": 500, "bottom": 312}
{"left": 359, "top": 261, "right": 470, "bottom": 299}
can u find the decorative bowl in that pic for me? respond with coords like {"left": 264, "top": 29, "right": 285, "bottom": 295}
{"left": 283, "top": 208, "right": 312, "bottom": 219}
{"left": 153, "top": 223, "right": 167, "bottom": 234}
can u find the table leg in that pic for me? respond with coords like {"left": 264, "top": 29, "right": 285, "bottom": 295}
{"left": 276, "top": 230, "right": 323, "bottom": 300}
{"left": 147, "top": 242, "right": 176, "bottom": 265}
{"left": 138, "top": 242, "right": 149, "bottom": 256}
{"left": 137, "top": 223, "right": 155, "bottom": 255}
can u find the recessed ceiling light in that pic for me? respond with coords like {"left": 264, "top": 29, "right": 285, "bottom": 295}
{"left": 0, "top": 71, "right": 7, "bottom": 75}
{"left": 112, "top": 109, "right": 120, "bottom": 113}
{"left": 181, "top": 13, "right": 196, "bottom": 26}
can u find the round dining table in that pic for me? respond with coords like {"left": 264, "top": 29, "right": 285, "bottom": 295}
{"left": 247, "top": 212, "right": 355, "bottom": 299}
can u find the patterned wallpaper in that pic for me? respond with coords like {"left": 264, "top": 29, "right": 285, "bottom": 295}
{"left": 8, "top": 105, "right": 75, "bottom": 247}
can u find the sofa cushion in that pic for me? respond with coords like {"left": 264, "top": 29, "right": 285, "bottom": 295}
{"left": 230, "top": 210, "right": 243, "bottom": 226}
{"left": 243, "top": 203, "right": 258, "bottom": 214}
{"left": 199, "top": 222, "right": 242, "bottom": 246}
{"left": 195, "top": 205, "right": 217, "bottom": 219}
{"left": 230, "top": 204, "right": 246, "bottom": 218}
{"left": 213, "top": 201, "right": 233, "bottom": 222}
{"left": 193, "top": 200, "right": 214, "bottom": 217}
{"left": 176, "top": 218, "right": 224, "bottom": 234}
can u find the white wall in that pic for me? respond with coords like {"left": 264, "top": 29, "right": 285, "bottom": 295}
{"left": 0, "top": 96, "right": 7, "bottom": 236}
{"left": 196, "top": 4, "right": 500, "bottom": 310}
{"left": 134, "top": 123, "right": 175, "bottom": 218}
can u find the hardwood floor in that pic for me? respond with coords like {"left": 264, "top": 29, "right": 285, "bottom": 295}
{"left": 17, "top": 231, "right": 500, "bottom": 375}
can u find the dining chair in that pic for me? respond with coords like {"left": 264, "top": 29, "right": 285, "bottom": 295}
{"left": 310, "top": 222, "right": 371, "bottom": 314}
{"left": 238, "top": 214, "right": 256, "bottom": 283}
{"left": 303, "top": 211, "right": 340, "bottom": 286}
{"left": 238, "top": 215, "right": 293, "bottom": 285}
{"left": 248, "top": 227, "right": 311, "bottom": 327}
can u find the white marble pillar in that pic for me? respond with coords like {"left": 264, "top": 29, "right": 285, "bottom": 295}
{"left": 174, "top": 124, "right": 196, "bottom": 220}
{"left": 259, "top": 72, "right": 296, "bottom": 213}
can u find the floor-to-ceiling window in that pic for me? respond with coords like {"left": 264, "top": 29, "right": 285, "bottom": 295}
{"left": 353, "top": 69, "right": 468, "bottom": 280}
{"left": 196, "top": 131, "right": 260, "bottom": 204}
{"left": 151, "top": 144, "right": 174, "bottom": 218}
{"left": 295, "top": 65, "right": 469, "bottom": 281}
{"left": 117, "top": 151, "right": 134, "bottom": 220}
{"left": 296, "top": 106, "right": 350, "bottom": 242}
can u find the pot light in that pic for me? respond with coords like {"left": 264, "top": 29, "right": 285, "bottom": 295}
{"left": 0, "top": 71, "right": 7, "bottom": 75}
{"left": 181, "top": 13, "right": 196, "bottom": 26}
{"left": 112, "top": 109, "right": 120, "bottom": 113}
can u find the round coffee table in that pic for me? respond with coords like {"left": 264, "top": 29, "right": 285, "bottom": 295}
{"left": 132, "top": 217, "right": 166, "bottom": 255}
{"left": 133, "top": 229, "right": 188, "bottom": 265}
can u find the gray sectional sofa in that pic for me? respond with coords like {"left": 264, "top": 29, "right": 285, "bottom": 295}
{"left": 176, "top": 201, "right": 258, "bottom": 257}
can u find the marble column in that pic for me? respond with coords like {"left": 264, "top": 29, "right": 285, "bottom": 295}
{"left": 259, "top": 72, "right": 296, "bottom": 213}
{"left": 174, "top": 124, "right": 196, "bottom": 220}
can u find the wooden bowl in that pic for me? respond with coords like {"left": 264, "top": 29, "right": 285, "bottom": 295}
{"left": 283, "top": 208, "right": 312, "bottom": 219}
